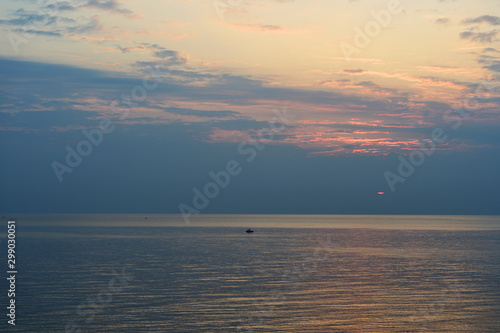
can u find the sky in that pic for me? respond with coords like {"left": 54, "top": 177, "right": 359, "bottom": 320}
{"left": 1, "top": 0, "right": 500, "bottom": 215}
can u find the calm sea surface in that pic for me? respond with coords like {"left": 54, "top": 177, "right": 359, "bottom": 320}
{"left": 2, "top": 215, "right": 500, "bottom": 332}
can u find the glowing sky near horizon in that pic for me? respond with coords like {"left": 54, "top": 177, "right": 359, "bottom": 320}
{"left": 1, "top": 0, "right": 500, "bottom": 155}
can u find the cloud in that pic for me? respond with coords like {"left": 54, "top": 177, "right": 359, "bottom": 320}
{"left": 459, "top": 15, "right": 500, "bottom": 44}
{"left": 483, "top": 48, "right": 500, "bottom": 53}
{"left": 459, "top": 30, "right": 498, "bottom": 43}
{"left": 65, "top": 16, "right": 103, "bottom": 34}
{"left": 12, "top": 28, "right": 62, "bottom": 37}
{"left": 435, "top": 17, "right": 452, "bottom": 26}
{"left": 319, "top": 78, "right": 402, "bottom": 97}
{"left": 0, "top": 0, "right": 135, "bottom": 40}
{"left": 43, "top": 1, "right": 79, "bottom": 12}
{"left": 416, "top": 65, "right": 482, "bottom": 78}
{"left": 83, "top": 0, "right": 133, "bottom": 15}
{"left": 462, "top": 15, "right": 500, "bottom": 26}
{"left": 356, "top": 81, "right": 399, "bottom": 95}
{"left": 114, "top": 43, "right": 189, "bottom": 65}
{"left": 116, "top": 45, "right": 145, "bottom": 53}
{"left": 481, "top": 61, "right": 500, "bottom": 73}
{"left": 41, "top": 0, "right": 136, "bottom": 17}
{"left": 220, "top": 21, "right": 305, "bottom": 34}
{"left": 0, "top": 8, "right": 105, "bottom": 37}
{"left": 0, "top": 8, "right": 73, "bottom": 27}
{"left": 342, "top": 69, "right": 367, "bottom": 74}
{"left": 164, "top": 107, "right": 242, "bottom": 118}
{"left": 339, "top": 69, "right": 469, "bottom": 91}
{"left": 2, "top": 57, "right": 499, "bottom": 159}
{"left": 151, "top": 49, "right": 187, "bottom": 65}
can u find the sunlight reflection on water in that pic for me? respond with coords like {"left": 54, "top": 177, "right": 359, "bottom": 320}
{"left": 5, "top": 215, "right": 500, "bottom": 332}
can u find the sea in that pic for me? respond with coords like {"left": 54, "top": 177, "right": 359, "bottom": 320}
{"left": 1, "top": 214, "right": 500, "bottom": 332}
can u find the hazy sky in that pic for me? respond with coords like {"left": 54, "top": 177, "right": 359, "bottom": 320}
{"left": 1, "top": 0, "right": 499, "bottom": 215}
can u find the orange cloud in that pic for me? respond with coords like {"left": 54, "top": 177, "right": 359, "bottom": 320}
{"left": 220, "top": 21, "right": 308, "bottom": 34}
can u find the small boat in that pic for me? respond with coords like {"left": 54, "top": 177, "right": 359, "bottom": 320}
{"left": 245, "top": 228, "right": 254, "bottom": 233}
